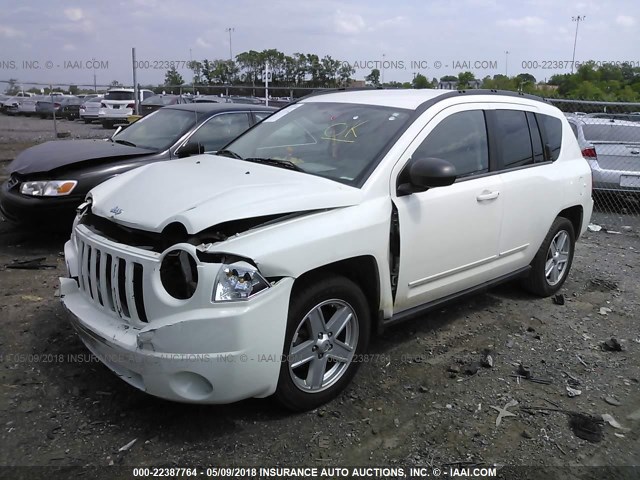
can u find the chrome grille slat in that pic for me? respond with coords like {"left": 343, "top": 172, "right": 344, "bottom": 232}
{"left": 110, "top": 256, "right": 125, "bottom": 318}
{"left": 89, "top": 246, "right": 100, "bottom": 302}
{"left": 125, "top": 262, "right": 139, "bottom": 322}
{"left": 99, "top": 251, "right": 112, "bottom": 311}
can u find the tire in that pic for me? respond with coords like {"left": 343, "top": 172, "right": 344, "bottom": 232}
{"left": 83, "top": 118, "right": 92, "bottom": 124}
{"left": 102, "top": 120, "right": 114, "bottom": 129}
{"left": 274, "top": 275, "right": 371, "bottom": 411}
{"left": 522, "top": 217, "right": 575, "bottom": 297}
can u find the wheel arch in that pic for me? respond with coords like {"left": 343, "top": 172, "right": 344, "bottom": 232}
{"left": 557, "top": 205, "right": 583, "bottom": 237}
{"left": 292, "top": 255, "right": 381, "bottom": 334}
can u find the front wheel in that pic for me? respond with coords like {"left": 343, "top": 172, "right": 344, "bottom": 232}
{"left": 274, "top": 275, "right": 370, "bottom": 411}
{"left": 522, "top": 217, "right": 575, "bottom": 296}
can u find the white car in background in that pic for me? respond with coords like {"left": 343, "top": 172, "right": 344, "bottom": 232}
{"left": 16, "top": 95, "right": 48, "bottom": 116}
{"left": 98, "top": 88, "right": 155, "bottom": 128}
{"left": 79, "top": 95, "right": 104, "bottom": 123}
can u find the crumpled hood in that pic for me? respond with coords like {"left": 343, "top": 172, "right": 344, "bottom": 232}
{"left": 9, "top": 139, "right": 156, "bottom": 175}
{"left": 90, "top": 155, "right": 363, "bottom": 233}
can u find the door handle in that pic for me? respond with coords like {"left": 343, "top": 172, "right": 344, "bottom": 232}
{"left": 476, "top": 191, "right": 500, "bottom": 202}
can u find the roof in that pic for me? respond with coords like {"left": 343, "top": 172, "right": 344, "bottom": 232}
{"left": 163, "top": 102, "right": 276, "bottom": 115}
{"left": 300, "top": 88, "right": 549, "bottom": 111}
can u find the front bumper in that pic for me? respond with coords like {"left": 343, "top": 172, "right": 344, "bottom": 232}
{"left": 0, "top": 181, "right": 82, "bottom": 226}
{"left": 60, "top": 225, "right": 293, "bottom": 403}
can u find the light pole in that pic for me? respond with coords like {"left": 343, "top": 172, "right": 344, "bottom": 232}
{"left": 505, "top": 50, "right": 509, "bottom": 77}
{"left": 225, "top": 27, "right": 235, "bottom": 61}
{"left": 571, "top": 15, "right": 585, "bottom": 73}
{"left": 381, "top": 53, "right": 386, "bottom": 85}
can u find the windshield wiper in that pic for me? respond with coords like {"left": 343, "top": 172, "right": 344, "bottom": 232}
{"left": 113, "top": 139, "right": 137, "bottom": 147}
{"left": 216, "top": 149, "right": 243, "bottom": 159}
{"left": 243, "top": 157, "right": 305, "bottom": 172}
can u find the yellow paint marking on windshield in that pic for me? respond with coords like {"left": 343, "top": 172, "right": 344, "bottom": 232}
{"left": 322, "top": 120, "right": 368, "bottom": 143}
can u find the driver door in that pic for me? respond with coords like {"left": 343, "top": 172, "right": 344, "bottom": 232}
{"left": 391, "top": 105, "right": 504, "bottom": 313}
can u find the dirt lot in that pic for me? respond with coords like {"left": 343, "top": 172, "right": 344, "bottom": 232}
{"left": 0, "top": 116, "right": 639, "bottom": 479}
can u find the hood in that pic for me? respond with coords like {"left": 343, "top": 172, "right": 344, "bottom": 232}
{"left": 9, "top": 139, "right": 156, "bottom": 175}
{"left": 90, "top": 155, "right": 363, "bottom": 234}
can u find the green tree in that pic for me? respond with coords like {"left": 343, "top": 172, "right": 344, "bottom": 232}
{"left": 164, "top": 67, "right": 184, "bottom": 86}
{"left": 365, "top": 69, "right": 380, "bottom": 87}
{"left": 457, "top": 71, "right": 476, "bottom": 89}
{"left": 412, "top": 73, "right": 430, "bottom": 89}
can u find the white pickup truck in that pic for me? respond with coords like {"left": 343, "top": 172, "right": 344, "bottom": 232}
{"left": 98, "top": 88, "right": 155, "bottom": 128}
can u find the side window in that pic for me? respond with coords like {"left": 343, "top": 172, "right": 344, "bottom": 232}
{"left": 536, "top": 114, "right": 563, "bottom": 161}
{"left": 188, "top": 113, "right": 250, "bottom": 152}
{"left": 494, "top": 110, "right": 533, "bottom": 168}
{"left": 412, "top": 110, "right": 489, "bottom": 178}
{"left": 142, "top": 90, "right": 154, "bottom": 100}
{"left": 254, "top": 111, "right": 271, "bottom": 122}
{"left": 526, "top": 112, "right": 545, "bottom": 163}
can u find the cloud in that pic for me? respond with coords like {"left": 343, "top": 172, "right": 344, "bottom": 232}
{"left": 497, "top": 16, "right": 545, "bottom": 27}
{"left": 64, "top": 8, "right": 84, "bottom": 21}
{"left": 195, "top": 37, "right": 213, "bottom": 48}
{"left": 62, "top": 44, "right": 77, "bottom": 51}
{"left": 0, "top": 25, "right": 24, "bottom": 38}
{"left": 616, "top": 15, "right": 635, "bottom": 27}
{"left": 334, "top": 10, "right": 366, "bottom": 34}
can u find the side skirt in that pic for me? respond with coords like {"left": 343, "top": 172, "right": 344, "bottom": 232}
{"left": 383, "top": 266, "right": 531, "bottom": 328}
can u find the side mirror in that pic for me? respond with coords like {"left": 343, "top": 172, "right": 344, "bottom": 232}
{"left": 397, "top": 157, "right": 457, "bottom": 196}
{"left": 177, "top": 142, "right": 204, "bottom": 158}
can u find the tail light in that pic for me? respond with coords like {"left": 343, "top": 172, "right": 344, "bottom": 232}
{"left": 54, "top": 103, "right": 61, "bottom": 108}
{"left": 126, "top": 103, "right": 135, "bottom": 109}
{"left": 581, "top": 147, "right": 597, "bottom": 159}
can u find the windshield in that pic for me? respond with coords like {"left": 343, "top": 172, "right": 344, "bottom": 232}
{"left": 583, "top": 124, "right": 640, "bottom": 143}
{"left": 142, "top": 95, "right": 176, "bottom": 106}
{"left": 223, "top": 102, "right": 411, "bottom": 186}
{"left": 105, "top": 91, "right": 134, "bottom": 101}
{"left": 113, "top": 108, "right": 198, "bottom": 150}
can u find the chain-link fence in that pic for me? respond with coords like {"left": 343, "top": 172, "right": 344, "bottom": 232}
{"left": 548, "top": 99, "right": 640, "bottom": 228}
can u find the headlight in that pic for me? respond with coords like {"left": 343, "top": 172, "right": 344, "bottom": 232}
{"left": 20, "top": 180, "right": 77, "bottom": 196}
{"left": 213, "top": 261, "right": 270, "bottom": 302}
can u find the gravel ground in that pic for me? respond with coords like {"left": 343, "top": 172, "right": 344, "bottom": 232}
{"left": 0, "top": 116, "right": 639, "bottom": 479}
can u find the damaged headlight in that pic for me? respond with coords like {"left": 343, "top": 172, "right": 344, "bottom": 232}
{"left": 20, "top": 180, "right": 77, "bottom": 196}
{"left": 213, "top": 261, "right": 270, "bottom": 302}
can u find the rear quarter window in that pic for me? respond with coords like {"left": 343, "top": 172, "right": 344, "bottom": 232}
{"left": 536, "top": 114, "right": 563, "bottom": 161}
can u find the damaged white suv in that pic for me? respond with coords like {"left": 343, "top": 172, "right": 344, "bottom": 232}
{"left": 60, "top": 89, "right": 593, "bottom": 411}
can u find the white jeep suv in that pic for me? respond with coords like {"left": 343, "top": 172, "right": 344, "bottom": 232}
{"left": 60, "top": 89, "right": 593, "bottom": 411}
{"left": 98, "top": 88, "right": 154, "bottom": 128}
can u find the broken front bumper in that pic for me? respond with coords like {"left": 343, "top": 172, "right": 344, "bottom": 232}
{"left": 60, "top": 227, "right": 293, "bottom": 404}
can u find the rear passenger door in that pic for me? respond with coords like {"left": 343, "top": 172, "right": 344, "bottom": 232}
{"left": 492, "top": 108, "right": 565, "bottom": 270}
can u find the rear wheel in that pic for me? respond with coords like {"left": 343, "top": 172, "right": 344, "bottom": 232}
{"left": 522, "top": 217, "right": 575, "bottom": 296}
{"left": 83, "top": 118, "right": 92, "bottom": 124}
{"left": 102, "top": 120, "right": 114, "bottom": 129}
{"left": 274, "top": 275, "right": 370, "bottom": 411}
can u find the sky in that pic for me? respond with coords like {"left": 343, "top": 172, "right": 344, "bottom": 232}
{"left": 0, "top": 0, "right": 639, "bottom": 90}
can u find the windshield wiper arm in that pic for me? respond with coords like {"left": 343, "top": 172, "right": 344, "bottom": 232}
{"left": 216, "top": 149, "right": 243, "bottom": 159}
{"left": 114, "top": 139, "right": 137, "bottom": 147}
{"left": 243, "top": 157, "right": 305, "bottom": 172}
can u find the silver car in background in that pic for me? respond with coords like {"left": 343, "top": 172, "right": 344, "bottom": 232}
{"left": 79, "top": 95, "right": 103, "bottom": 123}
{"left": 568, "top": 117, "right": 640, "bottom": 194}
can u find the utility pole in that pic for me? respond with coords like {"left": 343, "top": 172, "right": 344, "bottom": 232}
{"left": 381, "top": 53, "right": 386, "bottom": 85}
{"left": 225, "top": 27, "right": 235, "bottom": 61}
{"left": 132, "top": 47, "right": 138, "bottom": 115}
{"left": 571, "top": 15, "right": 585, "bottom": 74}
{"left": 505, "top": 51, "right": 509, "bottom": 77}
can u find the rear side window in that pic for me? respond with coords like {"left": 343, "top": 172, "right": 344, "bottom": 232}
{"left": 537, "top": 114, "right": 563, "bottom": 161}
{"left": 413, "top": 110, "right": 489, "bottom": 178}
{"left": 494, "top": 110, "right": 533, "bottom": 168}
{"left": 568, "top": 122, "right": 579, "bottom": 140}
